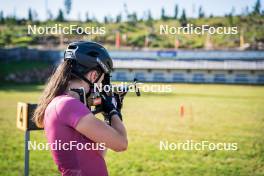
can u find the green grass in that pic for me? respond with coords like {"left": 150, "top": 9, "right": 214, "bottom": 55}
{"left": 0, "top": 83, "right": 264, "bottom": 176}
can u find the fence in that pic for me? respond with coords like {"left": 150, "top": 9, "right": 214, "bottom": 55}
{"left": 1, "top": 47, "right": 264, "bottom": 84}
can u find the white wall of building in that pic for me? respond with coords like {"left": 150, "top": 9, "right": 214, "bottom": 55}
{"left": 112, "top": 68, "right": 264, "bottom": 84}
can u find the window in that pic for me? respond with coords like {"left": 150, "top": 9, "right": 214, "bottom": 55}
{"left": 153, "top": 73, "right": 165, "bottom": 82}
{"left": 115, "top": 72, "right": 127, "bottom": 81}
{"left": 257, "top": 74, "right": 264, "bottom": 83}
{"left": 214, "top": 74, "right": 226, "bottom": 83}
{"left": 192, "top": 74, "right": 205, "bottom": 83}
{"left": 135, "top": 72, "right": 146, "bottom": 81}
{"left": 234, "top": 74, "right": 248, "bottom": 83}
{"left": 173, "top": 73, "right": 185, "bottom": 82}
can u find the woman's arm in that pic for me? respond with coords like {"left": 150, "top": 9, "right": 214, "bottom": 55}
{"left": 75, "top": 113, "right": 127, "bottom": 152}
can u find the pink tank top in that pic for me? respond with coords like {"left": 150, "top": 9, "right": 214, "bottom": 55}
{"left": 44, "top": 94, "right": 108, "bottom": 176}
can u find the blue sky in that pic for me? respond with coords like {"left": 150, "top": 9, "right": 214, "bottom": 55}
{"left": 0, "top": 0, "right": 263, "bottom": 21}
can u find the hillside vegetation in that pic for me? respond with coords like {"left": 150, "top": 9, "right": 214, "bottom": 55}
{"left": 0, "top": 15, "right": 263, "bottom": 50}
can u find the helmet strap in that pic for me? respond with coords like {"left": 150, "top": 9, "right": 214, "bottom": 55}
{"left": 71, "top": 69, "right": 103, "bottom": 95}
{"left": 71, "top": 70, "right": 93, "bottom": 86}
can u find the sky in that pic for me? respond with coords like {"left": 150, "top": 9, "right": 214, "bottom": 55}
{"left": 0, "top": 0, "right": 263, "bottom": 21}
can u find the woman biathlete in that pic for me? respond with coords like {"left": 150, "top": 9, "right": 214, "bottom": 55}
{"left": 33, "top": 41, "right": 127, "bottom": 176}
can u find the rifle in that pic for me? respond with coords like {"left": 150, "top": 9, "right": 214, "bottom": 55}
{"left": 88, "top": 74, "right": 141, "bottom": 114}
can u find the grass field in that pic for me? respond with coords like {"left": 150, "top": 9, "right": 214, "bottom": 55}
{"left": 0, "top": 83, "right": 264, "bottom": 176}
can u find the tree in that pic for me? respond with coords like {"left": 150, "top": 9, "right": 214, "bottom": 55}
{"left": 127, "top": 12, "right": 138, "bottom": 25}
{"left": 179, "top": 9, "right": 187, "bottom": 26}
{"left": 64, "top": 0, "right": 72, "bottom": 15}
{"left": 253, "top": 0, "right": 261, "bottom": 15}
{"left": 131, "top": 12, "right": 138, "bottom": 22}
{"left": 104, "top": 16, "right": 109, "bottom": 24}
{"left": 227, "top": 12, "right": 233, "bottom": 25}
{"left": 174, "top": 5, "right": 179, "bottom": 19}
{"left": 116, "top": 13, "right": 122, "bottom": 23}
{"left": 198, "top": 6, "right": 205, "bottom": 18}
{"left": 147, "top": 10, "right": 153, "bottom": 21}
{"left": 28, "top": 8, "right": 33, "bottom": 21}
{"left": 227, "top": 7, "right": 235, "bottom": 25}
{"left": 85, "top": 12, "right": 91, "bottom": 22}
{"left": 56, "top": 9, "right": 64, "bottom": 22}
{"left": 146, "top": 10, "right": 153, "bottom": 27}
{"left": 0, "top": 11, "right": 4, "bottom": 24}
{"left": 161, "top": 7, "right": 166, "bottom": 20}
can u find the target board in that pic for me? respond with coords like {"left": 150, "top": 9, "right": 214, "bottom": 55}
{"left": 17, "top": 102, "right": 43, "bottom": 131}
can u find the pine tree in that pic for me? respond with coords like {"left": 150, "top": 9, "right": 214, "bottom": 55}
{"left": 85, "top": 12, "right": 91, "bottom": 22}
{"left": 146, "top": 10, "right": 153, "bottom": 27}
{"left": 161, "top": 8, "right": 166, "bottom": 20}
{"left": 147, "top": 10, "right": 153, "bottom": 21}
{"left": 28, "top": 8, "right": 33, "bottom": 21}
{"left": 179, "top": 9, "right": 187, "bottom": 26}
{"left": 174, "top": 5, "right": 179, "bottom": 19}
{"left": 0, "top": 11, "right": 4, "bottom": 24}
{"left": 127, "top": 12, "right": 138, "bottom": 25}
{"left": 56, "top": 9, "right": 64, "bottom": 22}
{"left": 116, "top": 13, "right": 122, "bottom": 23}
{"left": 198, "top": 6, "right": 205, "bottom": 18}
{"left": 104, "top": 16, "right": 108, "bottom": 24}
{"left": 253, "top": 0, "right": 261, "bottom": 15}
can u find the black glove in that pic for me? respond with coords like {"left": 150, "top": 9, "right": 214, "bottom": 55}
{"left": 101, "top": 93, "right": 122, "bottom": 125}
{"left": 101, "top": 93, "right": 116, "bottom": 114}
{"left": 114, "top": 93, "right": 125, "bottom": 113}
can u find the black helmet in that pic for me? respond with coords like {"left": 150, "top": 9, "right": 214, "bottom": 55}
{"left": 64, "top": 41, "right": 113, "bottom": 85}
{"left": 64, "top": 41, "right": 113, "bottom": 74}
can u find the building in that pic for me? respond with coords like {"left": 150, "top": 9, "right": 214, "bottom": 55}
{"left": 110, "top": 50, "right": 264, "bottom": 84}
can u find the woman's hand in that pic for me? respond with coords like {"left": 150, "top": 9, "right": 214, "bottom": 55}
{"left": 75, "top": 94, "right": 127, "bottom": 152}
{"left": 101, "top": 93, "right": 116, "bottom": 114}
{"left": 101, "top": 93, "right": 122, "bottom": 124}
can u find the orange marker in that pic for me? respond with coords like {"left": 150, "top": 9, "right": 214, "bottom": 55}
{"left": 180, "top": 105, "right": 185, "bottom": 117}
{"left": 115, "top": 31, "right": 120, "bottom": 48}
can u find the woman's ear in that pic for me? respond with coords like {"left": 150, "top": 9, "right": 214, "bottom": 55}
{"left": 86, "top": 70, "right": 98, "bottom": 83}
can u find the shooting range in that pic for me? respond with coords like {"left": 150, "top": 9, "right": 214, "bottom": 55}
{"left": 0, "top": 0, "right": 264, "bottom": 175}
